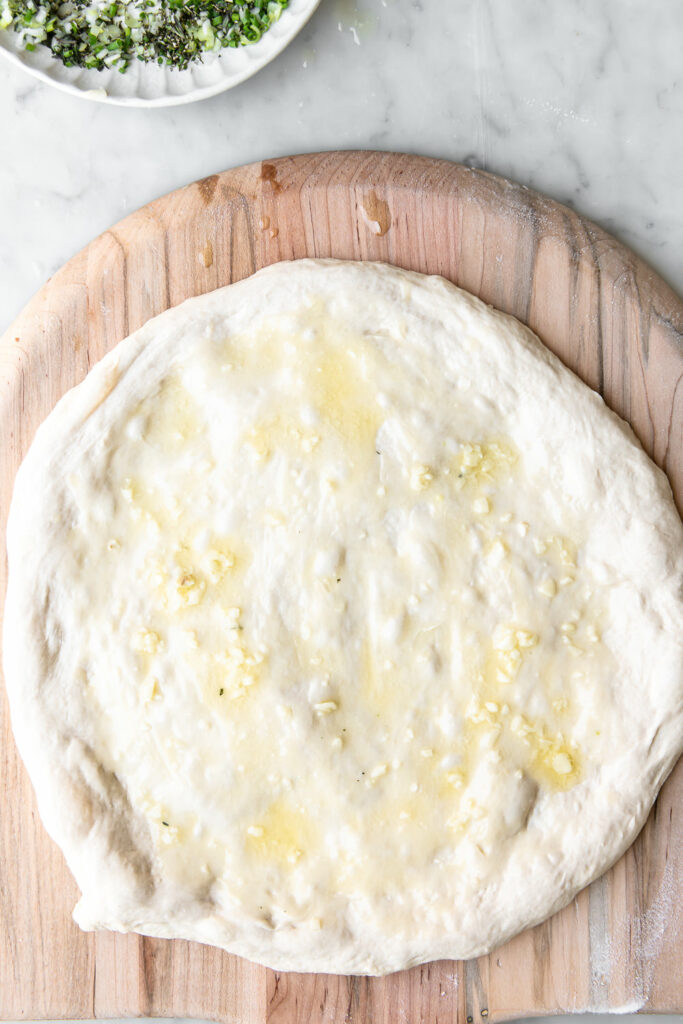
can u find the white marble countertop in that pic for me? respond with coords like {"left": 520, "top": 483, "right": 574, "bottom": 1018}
{"left": 0, "top": 1, "right": 681, "bottom": 1021}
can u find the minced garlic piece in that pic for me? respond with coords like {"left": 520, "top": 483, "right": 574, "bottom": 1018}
{"left": 301, "top": 434, "right": 321, "bottom": 453}
{"left": 486, "top": 538, "right": 507, "bottom": 564}
{"left": 163, "top": 568, "right": 206, "bottom": 611}
{"left": 245, "top": 428, "right": 270, "bottom": 461}
{"left": 132, "top": 628, "right": 163, "bottom": 654}
{"left": 203, "top": 549, "right": 235, "bottom": 584}
{"left": 120, "top": 478, "right": 135, "bottom": 503}
{"left": 212, "top": 608, "right": 267, "bottom": 700}
{"left": 409, "top": 464, "right": 435, "bottom": 491}
{"left": 492, "top": 625, "right": 516, "bottom": 651}
{"left": 455, "top": 440, "right": 516, "bottom": 486}
{"left": 552, "top": 752, "right": 574, "bottom": 775}
{"left": 516, "top": 630, "right": 538, "bottom": 648}
{"left": 314, "top": 701, "right": 338, "bottom": 715}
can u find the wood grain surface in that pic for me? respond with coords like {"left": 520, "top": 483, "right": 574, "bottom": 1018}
{"left": 1, "top": 151, "right": 682, "bottom": 1023}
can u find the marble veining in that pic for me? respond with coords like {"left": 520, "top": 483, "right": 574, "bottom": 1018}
{"left": 0, "top": 0, "right": 682, "bottom": 331}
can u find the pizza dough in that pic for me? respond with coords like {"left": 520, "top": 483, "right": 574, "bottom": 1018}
{"left": 3, "top": 259, "right": 682, "bottom": 975}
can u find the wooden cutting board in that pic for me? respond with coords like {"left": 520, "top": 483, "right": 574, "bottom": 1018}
{"left": 1, "top": 151, "right": 682, "bottom": 1024}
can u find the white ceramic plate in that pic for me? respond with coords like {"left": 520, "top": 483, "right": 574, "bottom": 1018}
{"left": 0, "top": 0, "right": 321, "bottom": 106}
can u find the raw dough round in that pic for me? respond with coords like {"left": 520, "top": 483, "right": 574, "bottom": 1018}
{"left": 4, "top": 259, "right": 683, "bottom": 975}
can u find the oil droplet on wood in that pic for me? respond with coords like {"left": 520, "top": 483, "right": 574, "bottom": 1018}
{"left": 259, "top": 215, "right": 270, "bottom": 230}
{"left": 198, "top": 241, "right": 213, "bottom": 268}
{"left": 260, "top": 163, "right": 282, "bottom": 193}
{"left": 270, "top": 227, "right": 279, "bottom": 239}
{"left": 361, "top": 191, "right": 391, "bottom": 236}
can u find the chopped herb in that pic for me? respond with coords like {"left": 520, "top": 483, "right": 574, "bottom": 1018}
{"left": 0, "top": 0, "right": 289, "bottom": 72}
{"left": 161, "top": 820, "right": 169, "bottom": 826}
{"left": 219, "top": 687, "right": 224, "bottom": 695}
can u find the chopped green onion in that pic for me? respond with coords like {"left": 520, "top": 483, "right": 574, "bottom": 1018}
{"left": 1, "top": 0, "right": 290, "bottom": 72}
